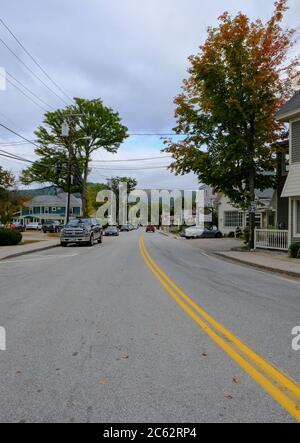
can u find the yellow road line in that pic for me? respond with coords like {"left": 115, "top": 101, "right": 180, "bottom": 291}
{"left": 139, "top": 235, "right": 300, "bottom": 422}
{"left": 141, "top": 236, "right": 300, "bottom": 400}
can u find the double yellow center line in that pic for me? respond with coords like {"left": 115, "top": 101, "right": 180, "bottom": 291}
{"left": 139, "top": 235, "right": 300, "bottom": 422}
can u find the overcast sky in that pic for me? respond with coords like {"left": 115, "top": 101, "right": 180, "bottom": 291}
{"left": 0, "top": 0, "right": 299, "bottom": 190}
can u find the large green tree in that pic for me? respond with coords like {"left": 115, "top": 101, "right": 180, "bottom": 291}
{"left": 164, "top": 0, "right": 299, "bottom": 247}
{"left": 21, "top": 97, "right": 128, "bottom": 216}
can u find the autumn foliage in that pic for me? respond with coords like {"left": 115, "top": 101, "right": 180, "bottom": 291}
{"left": 164, "top": 0, "right": 299, "bottom": 210}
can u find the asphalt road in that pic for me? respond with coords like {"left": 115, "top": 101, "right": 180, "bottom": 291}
{"left": 0, "top": 230, "right": 299, "bottom": 423}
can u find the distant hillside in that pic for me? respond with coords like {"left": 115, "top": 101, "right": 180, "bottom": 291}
{"left": 17, "top": 186, "right": 81, "bottom": 199}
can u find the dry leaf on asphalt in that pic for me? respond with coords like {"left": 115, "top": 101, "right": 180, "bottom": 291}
{"left": 97, "top": 378, "right": 108, "bottom": 385}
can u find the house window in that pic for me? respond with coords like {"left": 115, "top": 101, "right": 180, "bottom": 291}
{"left": 224, "top": 211, "right": 243, "bottom": 227}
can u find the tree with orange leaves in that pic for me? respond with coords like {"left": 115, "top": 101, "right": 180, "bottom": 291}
{"left": 164, "top": 0, "right": 299, "bottom": 248}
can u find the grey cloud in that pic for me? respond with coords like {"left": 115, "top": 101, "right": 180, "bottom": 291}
{"left": 0, "top": 0, "right": 299, "bottom": 188}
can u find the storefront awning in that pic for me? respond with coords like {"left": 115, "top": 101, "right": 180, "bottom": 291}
{"left": 281, "top": 163, "right": 300, "bottom": 198}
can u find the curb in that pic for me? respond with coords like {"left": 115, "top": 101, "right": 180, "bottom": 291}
{"left": 215, "top": 252, "right": 300, "bottom": 279}
{"left": 158, "top": 231, "right": 183, "bottom": 240}
{"left": 0, "top": 243, "right": 60, "bottom": 261}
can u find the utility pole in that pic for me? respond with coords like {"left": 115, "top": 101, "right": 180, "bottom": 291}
{"left": 61, "top": 120, "right": 73, "bottom": 225}
{"left": 66, "top": 138, "right": 73, "bottom": 225}
{"left": 61, "top": 115, "right": 91, "bottom": 225}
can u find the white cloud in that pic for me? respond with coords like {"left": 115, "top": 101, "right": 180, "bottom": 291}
{"left": 0, "top": 0, "right": 299, "bottom": 189}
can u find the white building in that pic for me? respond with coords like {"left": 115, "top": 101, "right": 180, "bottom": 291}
{"left": 217, "top": 190, "right": 275, "bottom": 236}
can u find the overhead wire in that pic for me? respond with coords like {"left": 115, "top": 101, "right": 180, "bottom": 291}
{"left": 0, "top": 17, "right": 73, "bottom": 103}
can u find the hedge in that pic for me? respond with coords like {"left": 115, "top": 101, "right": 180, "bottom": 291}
{"left": 0, "top": 228, "right": 22, "bottom": 246}
{"left": 288, "top": 242, "right": 300, "bottom": 259}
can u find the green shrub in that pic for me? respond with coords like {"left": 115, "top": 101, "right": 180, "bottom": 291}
{"left": 228, "top": 231, "right": 235, "bottom": 238}
{"left": 288, "top": 242, "right": 300, "bottom": 259}
{"left": 0, "top": 228, "right": 22, "bottom": 246}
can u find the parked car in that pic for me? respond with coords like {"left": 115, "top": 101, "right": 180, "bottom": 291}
{"left": 8, "top": 222, "right": 26, "bottom": 232}
{"left": 104, "top": 226, "right": 119, "bottom": 236}
{"left": 146, "top": 224, "right": 156, "bottom": 233}
{"left": 60, "top": 217, "right": 103, "bottom": 247}
{"left": 181, "top": 226, "right": 223, "bottom": 239}
{"left": 26, "top": 222, "right": 43, "bottom": 231}
{"left": 120, "top": 224, "right": 133, "bottom": 232}
{"left": 42, "top": 220, "right": 63, "bottom": 233}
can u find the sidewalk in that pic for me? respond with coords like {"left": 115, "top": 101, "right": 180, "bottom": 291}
{"left": 216, "top": 250, "right": 300, "bottom": 278}
{"left": 159, "top": 230, "right": 300, "bottom": 278}
{"left": 159, "top": 230, "right": 242, "bottom": 252}
{"left": 0, "top": 238, "right": 60, "bottom": 261}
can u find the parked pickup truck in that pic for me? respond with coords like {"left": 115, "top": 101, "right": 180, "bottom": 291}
{"left": 60, "top": 217, "right": 103, "bottom": 247}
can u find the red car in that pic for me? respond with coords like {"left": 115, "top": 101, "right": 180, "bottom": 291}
{"left": 8, "top": 222, "right": 26, "bottom": 232}
{"left": 146, "top": 224, "right": 156, "bottom": 233}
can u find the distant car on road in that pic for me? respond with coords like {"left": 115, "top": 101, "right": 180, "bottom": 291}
{"left": 181, "top": 226, "right": 223, "bottom": 239}
{"left": 60, "top": 217, "right": 103, "bottom": 247}
{"left": 42, "top": 220, "right": 63, "bottom": 233}
{"left": 104, "top": 226, "right": 119, "bottom": 236}
{"left": 120, "top": 224, "right": 134, "bottom": 232}
{"left": 26, "top": 222, "right": 43, "bottom": 231}
{"left": 146, "top": 224, "right": 156, "bottom": 233}
{"left": 8, "top": 222, "right": 26, "bottom": 232}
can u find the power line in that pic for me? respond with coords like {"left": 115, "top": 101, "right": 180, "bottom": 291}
{"left": 0, "top": 36, "right": 69, "bottom": 106}
{"left": 0, "top": 17, "right": 73, "bottom": 103}
{"left": 128, "top": 133, "right": 185, "bottom": 136}
{"left": 91, "top": 165, "right": 170, "bottom": 171}
{"left": 0, "top": 70, "right": 49, "bottom": 112}
{"left": 91, "top": 156, "right": 171, "bottom": 163}
{"left": 0, "top": 122, "right": 40, "bottom": 148}
{"left": 6, "top": 70, "right": 55, "bottom": 110}
{"left": 0, "top": 133, "right": 186, "bottom": 145}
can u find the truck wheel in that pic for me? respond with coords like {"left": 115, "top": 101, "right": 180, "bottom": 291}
{"left": 88, "top": 234, "right": 94, "bottom": 246}
{"left": 98, "top": 234, "right": 103, "bottom": 244}
{"left": 61, "top": 242, "right": 68, "bottom": 247}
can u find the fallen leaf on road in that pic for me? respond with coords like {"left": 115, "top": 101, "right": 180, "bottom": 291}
{"left": 201, "top": 353, "right": 208, "bottom": 357}
{"left": 121, "top": 352, "right": 129, "bottom": 359}
{"left": 233, "top": 376, "right": 240, "bottom": 384}
{"left": 224, "top": 394, "right": 233, "bottom": 400}
{"left": 97, "top": 378, "right": 108, "bottom": 385}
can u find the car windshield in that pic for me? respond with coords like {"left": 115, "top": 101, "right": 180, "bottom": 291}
{"left": 67, "top": 219, "right": 91, "bottom": 227}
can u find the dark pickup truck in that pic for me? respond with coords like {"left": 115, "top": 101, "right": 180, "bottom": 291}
{"left": 60, "top": 218, "right": 103, "bottom": 247}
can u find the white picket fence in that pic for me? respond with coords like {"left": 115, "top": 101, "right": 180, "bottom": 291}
{"left": 254, "top": 229, "right": 289, "bottom": 251}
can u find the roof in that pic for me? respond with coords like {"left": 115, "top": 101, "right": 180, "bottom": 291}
{"left": 24, "top": 193, "right": 82, "bottom": 208}
{"left": 277, "top": 90, "right": 300, "bottom": 121}
{"left": 281, "top": 163, "right": 300, "bottom": 198}
{"left": 20, "top": 214, "right": 64, "bottom": 220}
